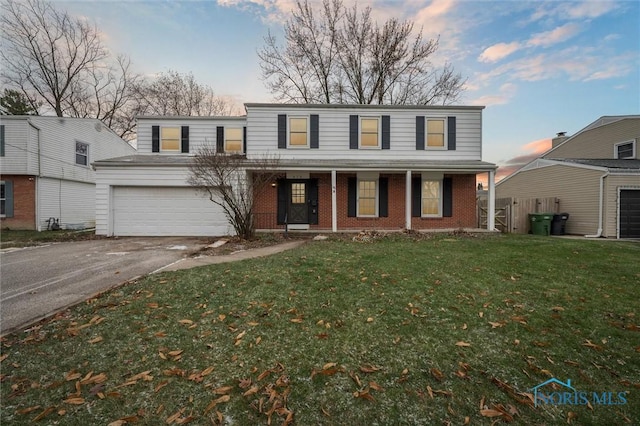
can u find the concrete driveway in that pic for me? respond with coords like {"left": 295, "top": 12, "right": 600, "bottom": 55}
{"left": 0, "top": 237, "right": 209, "bottom": 335}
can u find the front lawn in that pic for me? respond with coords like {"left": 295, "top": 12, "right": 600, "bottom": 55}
{"left": 0, "top": 229, "right": 99, "bottom": 249}
{"left": 1, "top": 233, "right": 638, "bottom": 424}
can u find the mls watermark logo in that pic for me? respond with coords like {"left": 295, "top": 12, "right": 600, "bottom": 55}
{"left": 530, "top": 378, "right": 628, "bottom": 407}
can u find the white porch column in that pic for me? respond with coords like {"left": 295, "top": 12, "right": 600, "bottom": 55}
{"left": 331, "top": 170, "right": 337, "bottom": 232}
{"left": 487, "top": 170, "right": 496, "bottom": 231}
{"left": 405, "top": 170, "right": 412, "bottom": 230}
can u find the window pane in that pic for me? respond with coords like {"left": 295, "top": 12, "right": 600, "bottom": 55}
{"left": 161, "top": 127, "right": 180, "bottom": 139}
{"left": 225, "top": 141, "right": 242, "bottom": 152}
{"left": 359, "top": 198, "right": 375, "bottom": 215}
{"left": 226, "top": 128, "right": 242, "bottom": 140}
{"left": 290, "top": 132, "right": 308, "bottom": 146}
{"left": 0, "top": 200, "right": 4, "bottom": 215}
{"left": 427, "top": 134, "right": 444, "bottom": 147}
{"left": 161, "top": 139, "right": 180, "bottom": 150}
{"left": 618, "top": 143, "right": 633, "bottom": 158}
{"left": 361, "top": 119, "right": 378, "bottom": 133}
{"left": 427, "top": 119, "right": 444, "bottom": 133}
{"left": 76, "top": 154, "right": 87, "bottom": 166}
{"left": 422, "top": 181, "right": 439, "bottom": 198}
{"left": 291, "top": 183, "right": 306, "bottom": 204}
{"left": 290, "top": 118, "right": 307, "bottom": 132}
{"left": 0, "top": 183, "right": 4, "bottom": 198}
{"left": 422, "top": 199, "right": 439, "bottom": 215}
{"left": 361, "top": 133, "right": 378, "bottom": 147}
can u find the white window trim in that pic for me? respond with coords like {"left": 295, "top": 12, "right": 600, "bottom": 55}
{"left": 225, "top": 128, "right": 244, "bottom": 153}
{"left": 75, "top": 141, "right": 89, "bottom": 167}
{"left": 357, "top": 176, "right": 379, "bottom": 217}
{"left": 359, "top": 116, "right": 381, "bottom": 149}
{"left": 288, "top": 116, "right": 310, "bottom": 149}
{"left": 425, "top": 117, "right": 448, "bottom": 150}
{"left": 421, "top": 177, "right": 443, "bottom": 218}
{"left": 614, "top": 140, "right": 635, "bottom": 159}
{"left": 160, "top": 126, "right": 181, "bottom": 152}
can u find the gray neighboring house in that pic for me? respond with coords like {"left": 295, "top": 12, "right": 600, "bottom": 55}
{"left": 0, "top": 116, "right": 135, "bottom": 230}
{"left": 496, "top": 115, "right": 640, "bottom": 238}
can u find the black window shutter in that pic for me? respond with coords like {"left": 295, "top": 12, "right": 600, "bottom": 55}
{"left": 347, "top": 177, "right": 357, "bottom": 217}
{"left": 447, "top": 116, "right": 456, "bottom": 150}
{"left": 181, "top": 126, "right": 189, "bottom": 153}
{"left": 216, "top": 126, "right": 224, "bottom": 153}
{"left": 278, "top": 114, "right": 287, "bottom": 149}
{"left": 381, "top": 115, "right": 390, "bottom": 149}
{"left": 308, "top": 178, "right": 319, "bottom": 224}
{"left": 411, "top": 176, "right": 421, "bottom": 217}
{"left": 349, "top": 115, "right": 358, "bottom": 149}
{"left": 379, "top": 177, "right": 388, "bottom": 217}
{"left": 277, "top": 179, "right": 288, "bottom": 224}
{"left": 443, "top": 177, "right": 453, "bottom": 217}
{"left": 152, "top": 126, "right": 159, "bottom": 152}
{"left": 4, "top": 180, "right": 13, "bottom": 217}
{"left": 243, "top": 126, "right": 247, "bottom": 153}
{"left": 0, "top": 125, "right": 5, "bottom": 156}
{"left": 310, "top": 114, "right": 319, "bottom": 149}
{"left": 415, "top": 116, "right": 425, "bottom": 150}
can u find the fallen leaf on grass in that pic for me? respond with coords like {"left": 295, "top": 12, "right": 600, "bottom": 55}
{"left": 65, "top": 370, "right": 82, "bottom": 381}
{"left": 178, "top": 319, "right": 193, "bottom": 325}
{"left": 430, "top": 368, "right": 445, "bottom": 382}
{"left": 243, "top": 386, "right": 259, "bottom": 397}
{"left": 63, "top": 397, "right": 85, "bottom": 405}
{"left": 32, "top": 406, "right": 55, "bottom": 422}
{"left": 567, "top": 411, "right": 578, "bottom": 423}
{"left": 489, "top": 321, "right": 505, "bottom": 329}
{"left": 16, "top": 406, "right": 41, "bottom": 415}
{"left": 353, "top": 389, "right": 375, "bottom": 402}
{"left": 89, "top": 336, "right": 103, "bottom": 344}
{"left": 480, "top": 409, "right": 504, "bottom": 418}
{"left": 204, "top": 395, "right": 230, "bottom": 414}
{"left": 455, "top": 341, "right": 471, "bottom": 347}
{"left": 0, "top": 354, "right": 8, "bottom": 363}
{"left": 369, "top": 381, "right": 384, "bottom": 391}
{"left": 582, "top": 340, "right": 603, "bottom": 351}
{"left": 359, "top": 364, "right": 381, "bottom": 373}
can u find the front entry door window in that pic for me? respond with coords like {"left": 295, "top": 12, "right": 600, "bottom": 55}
{"left": 288, "top": 182, "right": 308, "bottom": 224}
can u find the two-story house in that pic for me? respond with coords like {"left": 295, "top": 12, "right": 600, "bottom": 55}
{"left": 496, "top": 115, "right": 640, "bottom": 238}
{"left": 0, "top": 116, "right": 135, "bottom": 230}
{"left": 93, "top": 104, "right": 497, "bottom": 236}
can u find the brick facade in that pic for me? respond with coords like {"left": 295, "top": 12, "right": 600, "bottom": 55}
{"left": 253, "top": 172, "right": 477, "bottom": 231}
{"left": 1, "top": 175, "right": 36, "bottom": 230}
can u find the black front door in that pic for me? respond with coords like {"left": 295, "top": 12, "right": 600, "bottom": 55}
{"left": 620, "top": 189, "right": 640, "bottom": 238}
{"left": 288, "top": 181, "right": 309, "bottom": 224}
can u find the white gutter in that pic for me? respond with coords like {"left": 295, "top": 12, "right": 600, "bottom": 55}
{"left": 585, "top": 171, "right": 609, "bottom": 238}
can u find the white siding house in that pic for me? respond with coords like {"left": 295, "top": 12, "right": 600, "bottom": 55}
{"left": 0, "top": 116, "right": 135, "bottom": 230}
{"left": 94, "top": 104, "right": 497, "bottom": 237}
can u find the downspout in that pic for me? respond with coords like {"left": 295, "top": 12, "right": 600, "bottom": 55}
{"left": 585, "top": 171, "right": 609, "bottom": 238}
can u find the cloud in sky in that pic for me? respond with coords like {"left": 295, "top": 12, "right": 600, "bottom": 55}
{"left": 479, "top": 42, "right": 521, "bottom": 63}
{"left": 527, "top": 23, "right": 582, "bottom": 47}
{"left": 495, "top": 138, "right": 552, "bottom": 181}
{"left": 469, "top": 82, "right": 517, "bottom": 107}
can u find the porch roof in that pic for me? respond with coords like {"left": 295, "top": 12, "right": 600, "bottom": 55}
{"left": 93, "top": 155, "right": 497, "bottom": 173}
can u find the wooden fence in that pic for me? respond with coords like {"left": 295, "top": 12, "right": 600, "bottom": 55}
{"left": 477, "top": 197, "right": 560, "bottom": 233}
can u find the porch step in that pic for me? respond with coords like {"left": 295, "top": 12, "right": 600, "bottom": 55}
{"left": 287, "top": 224, "right": 310, "bottom": 230}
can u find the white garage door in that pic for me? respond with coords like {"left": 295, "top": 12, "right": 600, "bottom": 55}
{"left": 113, "top": 186, "right": 231, "bottom": 236}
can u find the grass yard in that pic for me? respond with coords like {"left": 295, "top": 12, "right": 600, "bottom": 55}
{"left": 1, "top": 233, "right": 638, "bottom": 425}
{"left": 0, "top": 229, "right": 99, "bottom": 249}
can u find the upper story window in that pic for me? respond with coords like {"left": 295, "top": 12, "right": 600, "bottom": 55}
{"left": 426, "top": 118, "right": 445, "bottom": 148}
{"left": 360, "top": 117, "right": 380, "bottom": 148}
{"left": 225, "top": 128, "right": 243, "bottom": 153}
{"left": 75, "top": 142, "right": 89, "bottom": 166}
{"left": 289, "top": 117, "right": 308, "bottom": 147}
{"left": 161, "top": 127, "right": 180, "bottom": 151}
{"left": 615, "top": 141, "right": 635, "bottom": 159}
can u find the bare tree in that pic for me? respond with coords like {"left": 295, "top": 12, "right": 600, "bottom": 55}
{"left": 258, "top": 0, "right": 465, "bottom": 105}
{"left": 136, "top": 70, "right": 238, "bottom": 117}
{"left": 0, "top": 0, "right": 142, "bottom": 139}
{"left": 187, "top": 147, "right": 280, "bottom": 239}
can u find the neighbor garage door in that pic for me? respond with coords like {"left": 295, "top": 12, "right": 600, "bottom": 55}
{"left": 112, "top": 186, "right": 230, "bottom": 236}
{"left": 620, "top": 189, "right": 640, "bottom": 238}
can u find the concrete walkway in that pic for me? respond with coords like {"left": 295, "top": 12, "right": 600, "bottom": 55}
{"left": 155, "top": 240, "right": 307, "bottom": 273}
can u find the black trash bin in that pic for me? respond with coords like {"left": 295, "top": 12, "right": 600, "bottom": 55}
{"left": 551, "top": 213, "right": 570, "bottom": 235}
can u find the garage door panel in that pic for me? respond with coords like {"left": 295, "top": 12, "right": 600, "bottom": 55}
{"left": 113, "top": 186, "right": 231, "bottom": 236}
{"left": 620, "top": 189, "right": 640, "bottom": 238}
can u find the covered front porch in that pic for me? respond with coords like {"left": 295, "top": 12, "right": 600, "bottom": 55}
{"left": 250, "top": 159, "right": 497, "bottom": 233}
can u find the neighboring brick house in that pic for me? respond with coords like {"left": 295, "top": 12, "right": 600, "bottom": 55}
{"left": 93, "top": 104, "right": 497, "bottom": 236}
{"left": 0, "top": 116, "right": 135, "bottom": 230}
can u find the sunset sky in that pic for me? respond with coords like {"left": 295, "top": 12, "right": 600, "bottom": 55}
{"left": 59, "top": 0, "right": 640, "bottom": 180}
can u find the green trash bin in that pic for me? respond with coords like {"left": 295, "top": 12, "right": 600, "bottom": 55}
{"left": 529, "top": 213, "right": 553, "bottom": 236}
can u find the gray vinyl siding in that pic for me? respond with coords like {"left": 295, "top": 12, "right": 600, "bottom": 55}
{"left": 37, "top": 177, "right": 96, "bottom": 230}
{"left": 136, "top": 117, "right": 247, "bottom": 154}
{"left": 604, "top": 175, "right": 640, "bottom": 238}
{"left": 496, "top": 165, "right": 603, "bottom": 235}
{"left": 544, "top": 118, "right": 640, "bottom": 160}
{"left": 0, "top": 116, "right": 135, "bottom": 181}
{"left": 245, "top": 105, "right": 482, "bottom": 161}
